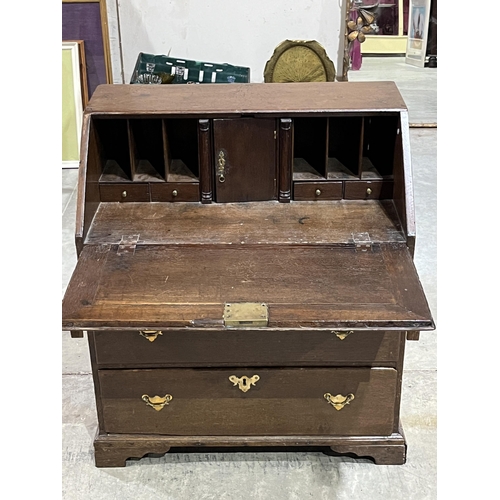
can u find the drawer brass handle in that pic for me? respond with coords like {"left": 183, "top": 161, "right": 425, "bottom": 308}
{"left": 229, "top": 375, "right": 260, "bottom": 393}
{"left": 172, "top": 189, "right": 178, "bottom": 197}
{"left": 121, "top": 190, "right": 127, "bottom": 198}
{"left": 139, "top": 330, "right": 163, "bottom": 342}
{"left": 315, "top": 189, "right": 321, "bottom": 196}
{"left": 142, "top": 394, "right": 173, "bottom": 411}
{"left": 332, "top": 330, "right": 353, "bottom": 340}
{"left": 217, "top": 150, "right": 226, "bottom": 183}
{"left": 324, "top": 393, "right": 355, "bottom": 411}
{"left": 366, "top": 188, "right": 372, "bottom": 196}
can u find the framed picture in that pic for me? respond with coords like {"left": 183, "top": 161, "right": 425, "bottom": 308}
{"left": 62, "top": 0, "right": 112, "bottom": 98}
{"left": 405, "top": 0, "right": 431, "bottom": 67}
{"left": 65, "top": 40, "right": 89, "bottom": 108}
{"left": 62, "top": 41, "right": 84, "bottom": 167}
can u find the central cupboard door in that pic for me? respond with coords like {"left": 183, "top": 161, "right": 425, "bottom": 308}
{"left": 213, "top": 118, "right": 277, "bottom": 202}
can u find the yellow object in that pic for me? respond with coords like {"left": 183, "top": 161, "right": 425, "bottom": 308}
{"left": 62, "top": 48, "right": 80, "bottom": 161}
{"left": 264, "top": 40, "right": 335, "bottom": 83}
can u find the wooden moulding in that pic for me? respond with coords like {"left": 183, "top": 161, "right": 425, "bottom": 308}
{"left": 93, "top": 432, "right": 407, "bottom": 467}
{"left": 278, "top": 118, "right": 292, "bottom": 202}
{"left": 198, "top": 119, "right": 213, "bottom": 203}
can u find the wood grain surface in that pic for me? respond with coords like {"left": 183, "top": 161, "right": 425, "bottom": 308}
{"left": 62, "top": 243, "right": 433, "bottom": 330}
{"left": 98, "top": 367, "right": 397, "bottom": 436}
{"left": 93, "top": 330, "right": 402, "bottom": 368}
{"left": 85, "top": 82, "right": 407, "bottom": 116}
{"left": 85, "top": 200, "right": 405, "bottom": 245}
{"left": 213, "top": 118, "right": 277, "bottom": 202}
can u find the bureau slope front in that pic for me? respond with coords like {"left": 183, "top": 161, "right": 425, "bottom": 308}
{"left": 63, "top": 241, "right": 432, "bottom": 331}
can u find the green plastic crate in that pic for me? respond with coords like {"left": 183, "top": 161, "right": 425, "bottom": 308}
{"left": 130, "top": 52, "right": 250, "bottom": 84}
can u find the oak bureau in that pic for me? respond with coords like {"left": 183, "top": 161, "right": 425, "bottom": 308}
{"left": 62, "top": 81, "right": 434, "bottom": 467}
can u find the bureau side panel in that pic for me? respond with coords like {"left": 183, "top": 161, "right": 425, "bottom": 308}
{"left": 76, "top": 114, "right": 101, "bottom": 255}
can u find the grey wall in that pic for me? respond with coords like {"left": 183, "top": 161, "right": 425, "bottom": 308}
{"left": 106, "top": 0, "right": 346, "bottom": 83}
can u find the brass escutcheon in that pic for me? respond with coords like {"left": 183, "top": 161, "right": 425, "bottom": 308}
{"left": 229, "top": 375, "right": 260, "bottom": 393}
{"left": 218, "top": 151, "right": 226, "bottom": 183}
{"left": 142, "top": 394, "right": 173, "bottom": 411}
{"left": 324, "top": 392, "right": 355, "bottom": 411}
{"left": 139, "top": 330, "right": 163, "bottom": 342}
{"left": 332, "top": 330, "right": 353, "bottom": 340}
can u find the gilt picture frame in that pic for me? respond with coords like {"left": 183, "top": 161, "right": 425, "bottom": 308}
{"left": 62, "top": 0, "right": 112, "bottom": 98}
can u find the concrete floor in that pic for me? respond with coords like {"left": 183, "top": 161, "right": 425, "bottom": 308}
{"left": 62, "top": 57, "right": 437, "bottom": 499}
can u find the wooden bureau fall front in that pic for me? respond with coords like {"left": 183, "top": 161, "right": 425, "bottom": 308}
{"left": 62, "top": 82, "right": 434, "bottom": 467}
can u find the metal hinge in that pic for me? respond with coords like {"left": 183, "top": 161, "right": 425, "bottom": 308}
{"left": 117, "top": 234, "right": 140, "bottom": 255}
{"left": 352, "top": 232, "right": 372, "bottom": 252}
{"left": 224, "top": 302, "right": 269, "bottom": 328}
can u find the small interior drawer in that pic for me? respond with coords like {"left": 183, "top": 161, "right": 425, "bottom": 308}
{"left": 99, "top": 183, "right": 150, "bottom": 202}
{"left": 98, "top": 367, "right": 397, "bottom": 436}
{"left": 150, "top": 183, "right": 200, "bottom": 202}
{"left": 92, "top": 330, "right": 402, "bottom": 368}
{"left": 293, "top": 181, "right": 342, "bottom": 201}
{"left": 344, "top": 180, "right": 394, "bottom": 200}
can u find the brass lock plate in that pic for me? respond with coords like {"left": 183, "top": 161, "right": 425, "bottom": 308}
{"left": 224, "top": 302, "right": 268, "bottom": 328}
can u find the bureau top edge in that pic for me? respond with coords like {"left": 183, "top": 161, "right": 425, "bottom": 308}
{"left": 85, "top": 82, "right": 408, "bottom": 115}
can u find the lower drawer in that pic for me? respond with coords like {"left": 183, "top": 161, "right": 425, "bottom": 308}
{"left": 98, "top": 367, "right": 397, "bottom": 436}
{"left": 92, "top": 330, "right": 402, "bottom": 367}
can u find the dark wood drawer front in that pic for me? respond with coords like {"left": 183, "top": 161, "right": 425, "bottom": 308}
{"left": 99, "top": 183, "right": 150, "bottom": 202}
{"left": 99, "top": 367, "right": 397, "bottom": 436}
{"left": 293, "top": 181, "right": 342, "bottom": 201}
{"left": 93, "top": 330, "right": 402, "bottom": 368}
{"left": 344, "top": 181, "right": 394, "bottom": 200}
{"left": 150, "top": 183, "right": 200, "bottom": 202}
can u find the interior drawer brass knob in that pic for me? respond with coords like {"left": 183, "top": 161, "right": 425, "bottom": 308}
{"left": 315, "top": 189, "right": 321, "bottom": 196}
{"left": 139, "top": 330, "right": 163, "bottom": 342}
{"left": 324, "top": 393, "right": 355, "bottom": 411}
{"left": 172, "top": 189, "right": 178, "bottom": 197}
{"left": 121, "top": 190, "right": 127, "bottom": 198}
{"left": 229, "top": 375, "right": 260, "bottom": 393}
{"left": 366, "top": 188, "right": 372, "bottom": 196}
{"left": 142, "top": 394, "right": 173, "bottom": 411}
